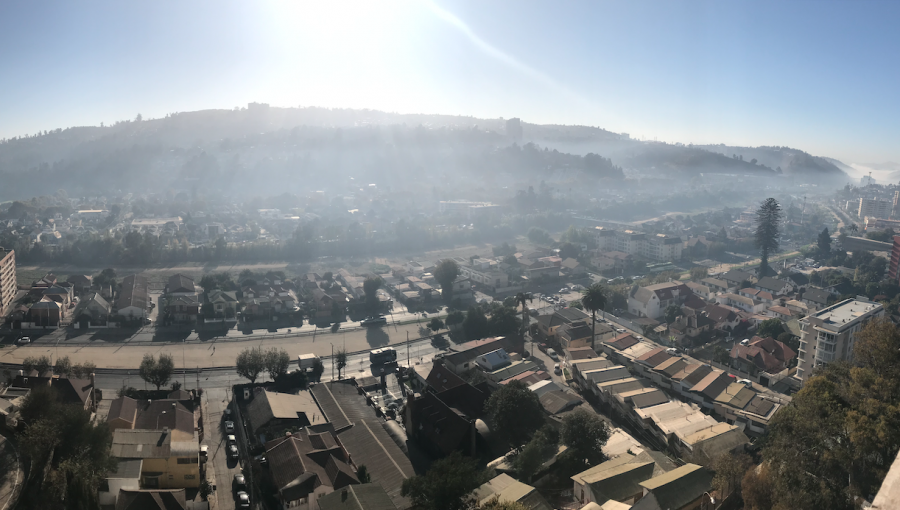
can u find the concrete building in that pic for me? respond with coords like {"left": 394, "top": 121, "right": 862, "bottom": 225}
{"left": 858, "top": 198, "right": 892, "bottom": 219}
{"left": 796, "top": 299, "right": 884, "bottom": 383}
{"left": 593, "top": 228, "right": 683, "bottom": 262}
{"left": 0, "top": 248, "right": 16, "bottom": 317}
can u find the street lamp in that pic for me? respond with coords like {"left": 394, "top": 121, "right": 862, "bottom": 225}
{"left": 703, "top": 492, "right": 716, "bottom": 509}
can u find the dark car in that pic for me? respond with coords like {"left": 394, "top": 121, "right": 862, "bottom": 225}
{"left": 538, "top": 343, "right": 548, "bottom": 353}
{"left": 233, "top": 473, "right": 247, "bottom": 492}
{"left": 225, "top": 420, "right": 235, "bottom": 433}
{"left": 361, "top": 315, "right": 387, "bottom": 326}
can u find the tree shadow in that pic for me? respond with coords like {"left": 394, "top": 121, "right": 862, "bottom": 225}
{"left": 152, "top": 329, "right": 191, "bottom": 343}
{"left": 365, "top": 327, "right": 390, "bottom": 348}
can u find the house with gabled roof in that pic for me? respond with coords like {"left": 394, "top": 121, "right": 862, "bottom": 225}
{"left": 265, "top": 426, "right": 359, "bottom": 508}
{"left": 630, "top": 463, "right": 713, "bottom": 510}
{"left": 166, "top": 274, "right": 197, "bottom": 296}
{"left": 754, "top": 276, "right": 793, "bottom": 296}
{"left": 117, "top": 274, "right": 150, "bottom": 320}
{"left": 571, "top": 450, "right": 675, "bottom": 507}
{"left": 628, "top": 282, "right": 692, "bottom": 320}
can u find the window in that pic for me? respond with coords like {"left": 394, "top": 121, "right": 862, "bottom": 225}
{"left": 177, "top": 457, "right": 198, "bottom": 464}
{"left": 184, "top": 474, "right": 196, "bottom": 480}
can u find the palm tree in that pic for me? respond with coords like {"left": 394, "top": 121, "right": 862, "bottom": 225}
{"left": 581, "top": 283, "right": 607, "bottom": 349}
{"left": 514, "top": 292, "right": 533, "bottom": 339}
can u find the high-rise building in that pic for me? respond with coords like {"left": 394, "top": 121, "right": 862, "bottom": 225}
{"left": 893, "top": 191, "right": 900, "bottom": 218}
{"left": 0, "top": 248, "right": 16, "bottom": 317}
{"left": 795, "top": 298, "right": 883, "bottom": 384}
{"left": 858, "top": 198, "right": 892, "bottom": 219}
{"left": 889, "top": 236, "right": 900, "bottom": 284}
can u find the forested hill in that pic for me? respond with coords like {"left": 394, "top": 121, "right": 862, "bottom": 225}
{"left": 0, "top": 105, "right": 846, "bottom": 200}
{"left": 695, "top": 144, "right": 848, "bottom": 177}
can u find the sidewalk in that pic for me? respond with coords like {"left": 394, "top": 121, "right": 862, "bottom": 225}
{"left": 0, "top": 322, "right": 441, "bottom": 370}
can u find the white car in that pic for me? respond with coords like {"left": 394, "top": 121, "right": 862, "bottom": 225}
{"left": 16, "top": 337, "right": 31, "bottom": 345}
{"left": 616, "top": 328, "right": 625, "bottom": 333}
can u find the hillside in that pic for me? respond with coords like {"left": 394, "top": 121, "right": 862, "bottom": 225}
{"left": 0, "top": 105, "right": 847, "bottom": 200}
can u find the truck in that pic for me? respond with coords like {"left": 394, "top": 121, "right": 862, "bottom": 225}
{"left": 297, "top": 353, "right": 320, "bottom": 371}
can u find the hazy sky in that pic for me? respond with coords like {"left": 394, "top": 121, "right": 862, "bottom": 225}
{"left": 1, "top": 0, "right": 898, "bottom": 164}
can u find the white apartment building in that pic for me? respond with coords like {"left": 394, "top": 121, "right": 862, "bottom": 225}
{"left": 0, "top": 248, "right": 16, "bottom": 317}
{"left": 594, "top": 227, "right": 682, "bottom": 262}
{"left": 858, "top": 198, "right": 891, "bottom": 219}
{"left": 795, "top": 299, "right": 884, "bottom": 383}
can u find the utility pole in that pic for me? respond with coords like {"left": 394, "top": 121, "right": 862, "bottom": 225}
{"left": 331, "top": 344, "right": 334, "bottom": 380}
{"left": 183, "top": 338, "right": 186, "bottom": 388}
{"left": 407, "top": 331, "right": 410, "bottom": 366}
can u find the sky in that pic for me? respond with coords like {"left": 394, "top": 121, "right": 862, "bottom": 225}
{"left": 1, "top": 0, "right": 899, "bottom": 165}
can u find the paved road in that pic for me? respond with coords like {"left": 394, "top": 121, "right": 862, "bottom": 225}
{"left": 0, "top": 321, "right": 445, "bottom": 370}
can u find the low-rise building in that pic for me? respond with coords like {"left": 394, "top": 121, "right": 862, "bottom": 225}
{"left": 110, "top": 429, "right": 200, "bottom": 489}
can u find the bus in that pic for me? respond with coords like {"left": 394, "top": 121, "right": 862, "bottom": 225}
{"left": 369, "top": 347, "right": 397, "bottom": 365}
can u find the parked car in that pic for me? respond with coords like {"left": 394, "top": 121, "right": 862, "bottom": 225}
{"left": 553, "top": 363, "right": 562, "bottom": 375}
{"left": 199, "top": 445, "right": 208, "bottom": 462}
{"left": 559, "top": 288, "right": 569, "bottom": 293}
{"left": 16, "top": 336, "right": 31, "bottom": 345}
{"left": 233, "top": 474, "right": 247, "bottom": 492}
{"left": 225, "top": 421, "right": 235, "bottom": 433}
{"left": 538, "top": 343, "right": 549, "bottom": 353}
{"left": 616, "top": 328, "right": 625, "bottom": 333}
{"left": 228, "top": 444, "right": 239, "bottom": 460}
{"left": 547, "top": 348, "right": 559, "bottom": 361}
{"left": 236, "top": 491, "right": 250, "bottom": 508}
{"left": 227, "top": 434, "right": 236, "bottom": 445}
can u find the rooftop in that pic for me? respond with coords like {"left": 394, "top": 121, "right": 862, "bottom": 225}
{"left": 806, "top": 299, "right": 883, "bottom": 332}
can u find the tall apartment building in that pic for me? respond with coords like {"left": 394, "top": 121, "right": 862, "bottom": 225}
{"left": 889, "top": 236, "right": 900, "bottom": 285}
{"left": 893, "top": 191, "right": 900, "bottom": 218}
{"left": 594, "top": 227, "right": 682, "bottom": 262}
{"left": 0, "top": 248, "right": 16, "bottom": 317}
{"left": 795, "top": 299, "right": 883, "bottom": 383}
{"left": 858, "top": 198, "right": 892, "bottom": 219}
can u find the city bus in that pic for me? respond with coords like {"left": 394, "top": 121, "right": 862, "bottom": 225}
{"left": 369, "top": 347, "right": 397, "bottom": 365}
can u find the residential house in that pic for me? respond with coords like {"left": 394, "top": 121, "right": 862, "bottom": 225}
{"left": 628, "top": 282, "right": 691, "bottom": 320}
{"left": 442, "top": 338, "right": 506, "bottom": 374}
{"left": 66, "top": 274, "right": 93, "bottom": 295}
{"left": 317, "top": 484, "right": 398, "bottom": 510}
{"left": 265, "top": 426, "right": 359, "bottom": 508}
{"left": 799, "top": 287, "right": 831, "bottom": 311}
{"left": 246, "top": 390, "right": 328, "bottom": 442}
{"left": 766, "top": 305, "right": 794, "bottom": 321}
{"left": 754, "top": 277, "right": 794, "bottom": 296}
{"left": 630, "top": 464, "right": 713, "bottom": 510}
{"left": 106, "top": 396, "right": 196, "bottom": 440}
{"left": 684, "top": 281, "right": 713, "bottom": 300}
{"left": 703, "top": 304, "right": 742, "bottom": 333}
{"left": 475, "top": 349, "right": 512, "bottom": 372}
{"left": 166, "top": 295, "right": 200, "bottom": 324}
{"left": 730, "top": 336, "right": 796, "bottom": 378}
{"left": 558, "top": 321, "right": 601, "bottom": 350}
{"left": 687, "top": 371, "right": 733, "bottom": 408}
{"left": 474, "top": 474, "right": 552, "bottom": 510}
{"left": 29, "top": 298, "right": 64, "bottom": 327}
{"left": 716, "top": 293, "right": 766, "bottom": 314}
{"left": 539, "top": 390, "right": 584, "bottom": 415}
{"left": 719, "top": 270, "right": 755, "bottom": 290}
{"left": 117, "top": 274, "right": 150, "bottom": 320}
{"left": 73, "top": 292, "right": 112, "bottom": 328}
{"left": 700, "top": 277, "right": 730, "bottom": 294}
{"left": 206, "top": 290, "right": 238, "bottom": 318}
{"left": 535, "top": 308, "right": 590, "bottom": 343}
{"left": 110, "top": 429, "right": 200, "bottom": 489}
{"left": 565, "top": 346, "right": 600, "bottom": 363}
{"left": 166, "top": 274, "right": 197, "bottom": 296}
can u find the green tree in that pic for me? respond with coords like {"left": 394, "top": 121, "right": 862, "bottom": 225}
{"left": 527, "top": 227, "right": 553, "bottom": 245}
{"left": 514, "top": 292, "right": 532, "bottom": 338}
{"left": 236, "top": 346, "right": 265, "bottom": 383}
{"left": 690, "top": 266, "right": 708, "bottom": 281}
{"left": 485, "top": 380, "right": 545, "bottom": 448}
{"left": 817, "top": 227, "right": 832, "bottom": 257}
{"left": 446, "top": 310, "right": 465, "bottom": 329}
{"left": 335, "top": 348, "right": 348, "bottom": 379}
{"left": 428, "top": 318, "right": 445, "bottom": 335}
{"left": 310, "top": 357, "right": 325, "bottom": 381}
{"left": 757, "top": 318, "right": 785, "bottom": 339}
{"left": 401, "top": 451, "right": 487, "bottom": 510}
{"left": 264, "top": 348, "right": 291, "bottom": 381}
{"left": 23, "top": 355, "right": 52, "bottom": 376}
{"left": 139, "top": 353, "right": 175, "bottom": 390}
{"left": 758, "top": 320, "right": 900, "bottom": 509}
{"left": 581, "top": 283, "right": 607, "bottom": 349}
{"left": 71, "top": 361, "right": 96, "bottom": 379}
{"left": 664, "top": 304, "right": 681, "bottom": 324}
{"left": 511, "top": 425, "right": 558, "bottom": 482}
{"left": 434, "top": 259, "right": 460, "bottom": 303}
{"left": 488, "top": 306, "right": 519, "bottom": 338}
{"left": 54, "top": 356, "right": 72, "bottom": 377}
{"left": 363, "top": 276, "right": 383, "bottom": 312}
{"left": 463, "top": 307, "right": 490, "bottom": 340}
{"left": 560, "top": 408, "right": 610, "bottom": 469}
{"left": 478, "top": 500, "right": 530, "bottom": 510}
{"left": 711, "top": 451, "right": 754, "bottom": 499}
{"left": 356, "top": 465, "right": 371, "bottom": 484}
{"left": 754, "top": 198, "right": 782, "bottom": 278}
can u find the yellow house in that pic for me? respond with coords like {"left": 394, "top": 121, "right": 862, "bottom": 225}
{"left": 111, "top": 429, "right": 200, "bottom": 489}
